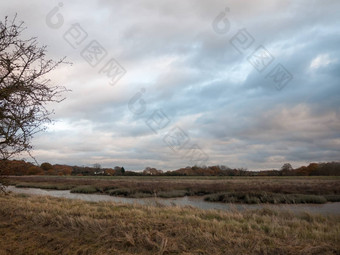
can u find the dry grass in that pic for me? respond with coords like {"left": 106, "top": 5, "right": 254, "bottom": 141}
{"left": 0, "top": 193, "right": 339, "bottom": 255}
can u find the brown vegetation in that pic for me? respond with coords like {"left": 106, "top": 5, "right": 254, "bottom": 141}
{"left": 7, "top": 176, "right": 340, "bottom": 202}
{"left": 0, "top": 193, "right": 339, "bottom": 255}
{"left": 1, "top": 159, "right": 340, "bottom": 177}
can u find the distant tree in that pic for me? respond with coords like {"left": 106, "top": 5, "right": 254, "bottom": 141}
{"left": 1, "top": 159, "right": 42, "bottom": 176}
{"left": 46, "top": 169, "right": 56, "bottom": 175}
{"left": 105, "top": 169, "right": 115, "bottom": 176}
{"left": 93, "top": 163, "right": 101, "bottom": 170}
{"left": 219, "top": 165, "right": 230, "bottom": 171}
{"left": 281, "top": 163, "right": 293, "bottom": 171}
{"left": 53, "top": 164, "right": 72, "bottom": 175}
{"left": 114, "top": 166, "right": 122, "bottom": 175}
{"left": 313, "top": 162, "right": 340, "bottom": 176}
{"left": 121, "top": 167, "right": 125, "bottom": 174}
{"left": 294, "top": 166, "right": 309, "bottom": 176}
{"left": 143, "top": 167, "right": 163, "bottom": 175}
{"left": 40, "top": 162, "right": 53, "bottom": 171}
{"left": 27, "top": 165, "right": 43, "bottom": 175}
{"left": 306, "top": 163, "right": 319, "bottom": 175}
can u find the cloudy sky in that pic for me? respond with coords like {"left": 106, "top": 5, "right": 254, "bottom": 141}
{"left": 1, "top": 0, "right": 339, "bottom": 171}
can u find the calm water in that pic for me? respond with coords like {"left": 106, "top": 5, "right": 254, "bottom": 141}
{"left": 7, "top": 186, "right": 340, "bottom": 215}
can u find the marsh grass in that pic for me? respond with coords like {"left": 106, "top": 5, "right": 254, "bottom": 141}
{"left": 16, "top": 182, "right": 73, "bottom": 190}
{"left": 157, "top": 190, "right": 188, "bottom": 198}
{"left": 324, "top": 194, "right": 340, "bottom": 202}
{"left": 204, "top": 192, "right": 327, "bottom": 204}
{"left": 106, "top": 188, "right": 132, "bottom": 196}
{"left": 204, "top": 192, "right": 329, "bottom": 204}
{"left": 8, "top": 176, "right": 340, "bottom": 203}
{"left": 105, "top": 188, "right": 155, "bottom": 198}
{"left": 130, "top": 192, "right": 154, "bottom": 198}
{"left": 0, "top": 193, "right": 339, "bottom": 255}
{"left": 70, "top": 185, "right": 97, "bottom": 194}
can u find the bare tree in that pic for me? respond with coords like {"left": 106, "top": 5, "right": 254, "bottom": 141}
{"left": 0, "top": 16, "right": 67, "bottom": 159}
{"left": 280, "top": 163, "right": 293, "bottom": 175}
{"left": 0, "top": 15, "right": 67, "bottom": 190}
{"left": 281, "top": 163, "right": 293, "bottom": 171}
{"left": 93, "top": 163, "right": 101, "bottom": 170}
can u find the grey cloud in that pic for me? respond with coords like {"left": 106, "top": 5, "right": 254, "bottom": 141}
{"left": 1, "top": 0, "right": 339, "bottom": 170}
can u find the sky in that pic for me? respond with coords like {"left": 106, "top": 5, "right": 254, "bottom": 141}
{"left": 1, "top": 0, "right": 339, "bottom": 171}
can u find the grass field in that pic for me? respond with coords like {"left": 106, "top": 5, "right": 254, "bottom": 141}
{"left": 7, "top": 175, "right": 340, "bottom": 203}
{"left": 0, "top": 193, "right": 339, "bottom": 255}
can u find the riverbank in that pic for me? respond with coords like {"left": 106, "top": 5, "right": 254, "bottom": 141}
{"left": 7, "top": 186, "right": 340, "bottom": 215}
{"left": 7, "top": 175, "right": 340, "bottom": 204}
{"left": 0, "top": 193, "right": 339, "bottom": 255}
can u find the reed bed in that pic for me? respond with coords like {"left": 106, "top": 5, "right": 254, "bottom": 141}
{"left": 0, "top": 193, "right": 339, "bottom": 254}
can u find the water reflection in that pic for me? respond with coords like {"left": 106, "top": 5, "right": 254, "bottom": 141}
{"left": 7, "top": 186, "right": 340, "bottom": 215}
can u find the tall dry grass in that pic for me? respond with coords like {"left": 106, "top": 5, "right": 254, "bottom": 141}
{"left": 0, "top": 193, "right": 339, "bottom": 254}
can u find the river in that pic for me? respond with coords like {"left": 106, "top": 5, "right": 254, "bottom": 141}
{"left": 7, "top": 186, "right": 340, "bottom": 215}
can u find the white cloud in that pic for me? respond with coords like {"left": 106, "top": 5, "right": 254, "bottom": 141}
{"left": 1, "top": 0, "right": 340, "bottom": 170}
{"left": 310, "top": 54, "right": 337, "bottom": 70}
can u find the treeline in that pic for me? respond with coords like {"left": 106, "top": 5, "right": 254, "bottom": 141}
{"left": 0, "top": 160, "right": 340, "bottom": 176}
{"left": 0, "top": 161, "right": 127, "bottom": 176}
{"left": 146, "top": 162, "right": 340, "bottom": 176}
